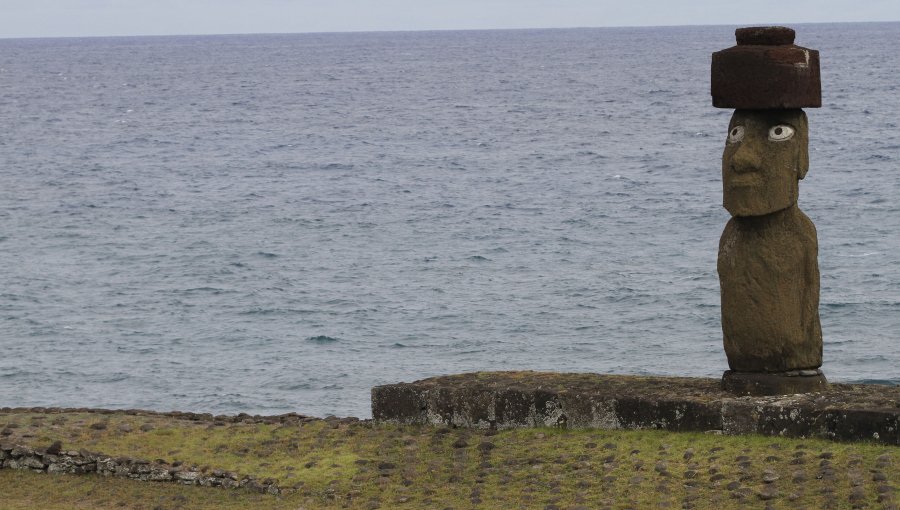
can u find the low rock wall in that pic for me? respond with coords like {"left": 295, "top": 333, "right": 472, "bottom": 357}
{"left": 0, "top": 442, "right": 283, "bottom": 494}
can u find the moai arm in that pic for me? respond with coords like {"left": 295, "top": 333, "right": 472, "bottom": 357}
{"left": 799, "top": 210, "right": 823, "bottom": 366}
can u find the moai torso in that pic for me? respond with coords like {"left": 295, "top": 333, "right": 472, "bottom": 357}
{"left": 718, "top": 206, "right": 822, "bottom": 371}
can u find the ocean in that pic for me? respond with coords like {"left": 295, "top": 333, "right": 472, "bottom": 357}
{"left": 1, "top": 23, "right": 898, "bottom": 418}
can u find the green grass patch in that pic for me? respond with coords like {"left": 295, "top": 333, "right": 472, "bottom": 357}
{"left": 1, "top": 410, "right": 896, "bottom": 509}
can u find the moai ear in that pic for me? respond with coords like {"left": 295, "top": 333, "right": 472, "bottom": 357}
{"left": 797, "top": 148, "right": 809, "bottom": 180}
{"left": 796, "top": 111, "right": 809, "bottom": 180}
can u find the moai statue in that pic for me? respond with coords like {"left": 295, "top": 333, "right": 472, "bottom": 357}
{"left": 711, "top": 26, "right": 827, "bottom": 395}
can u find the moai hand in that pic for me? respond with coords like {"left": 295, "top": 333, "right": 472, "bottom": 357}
{"left": 711, "top": 27, "right": 827, "bottom": 395}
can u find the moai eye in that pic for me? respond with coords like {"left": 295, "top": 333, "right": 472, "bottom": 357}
{"left": 768, "top": 124, "right": 795, "bottom": 142}
{"left": 727, "top": 126, "right": 745, "bottom": 143}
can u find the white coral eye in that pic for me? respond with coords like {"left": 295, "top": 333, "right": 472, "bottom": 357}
{"left": 727, "top": 126, "right": 744, "bottom": 144}
{"left": 768, "top": 124, "right": 795, "bottom": 141}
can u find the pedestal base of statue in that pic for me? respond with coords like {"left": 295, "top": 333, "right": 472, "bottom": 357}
{"left": 722, "top": 370, "right": 828, "bottom": 396}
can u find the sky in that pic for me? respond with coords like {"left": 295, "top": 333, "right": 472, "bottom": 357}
{"left": 1, "top": 0, "right": 899, "bottom": 39}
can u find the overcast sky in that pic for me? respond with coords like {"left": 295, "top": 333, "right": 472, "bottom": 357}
{"left": 2, "top": 0, "right": 899, "bottom": 39}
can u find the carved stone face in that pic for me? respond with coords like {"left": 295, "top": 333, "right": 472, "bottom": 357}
{"left": 722, "top": 109, "right": 809, "bottom": 217}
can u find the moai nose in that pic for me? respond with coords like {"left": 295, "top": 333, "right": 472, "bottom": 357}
{"left": 729, "top": 144, "right": 761, "bottom": 174}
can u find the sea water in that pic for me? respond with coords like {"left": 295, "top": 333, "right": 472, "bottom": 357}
{"left": 1, "top": 23, "right": 898, "bottom": 417}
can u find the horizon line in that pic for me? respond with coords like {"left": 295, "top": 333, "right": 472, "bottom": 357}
{"left": 2, "top": 19, "right": 898, "bottom": 41}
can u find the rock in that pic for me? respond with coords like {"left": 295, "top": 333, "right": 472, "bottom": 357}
{"left": 22, "top": 456, "right": 45, "bottom": 470}
{"left": 45, "top": 440, "right": 63, "bottom": 455}
{"left": 451, "top": 438, "right": 468, "bottom": 449}
{"left": 477, "top": 442, "right": 495, "bottom": 453}
{"left": 758, "top": 486, "right": 779, "bottom": 501}
{"left": 117, "top": 423, "right": 133, "bottom": 433}
{"left": 89, "top": 422, "right": 108, "bottom": 431}
{"left": 876, "top": 494, "right": 895, "bottom": 506}
{"left": 174, "top": 470, "right": 201, "bottom": 483}
{"left": 11, "top": 445, "right": 35, "bottom": 457}
{"left": 139, "top": 423, "right": 154, "bottom": 432}
{"left": 818, "top": 468, "right": 836, "bottom": 480}
{"left": 849, "top": 488, "right": 866, "bottom": 502}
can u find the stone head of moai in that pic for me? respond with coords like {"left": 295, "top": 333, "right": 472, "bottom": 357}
{"left": 711, "top": 27, "right": 826, "bottom": 396}
{"left": 713, "top": 26, "right": 819, "bottom": 218}
{"left": 722, "top": 109, "right": 808, "bottom": 217}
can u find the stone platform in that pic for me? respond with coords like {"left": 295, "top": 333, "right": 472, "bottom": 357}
{"left": 371, "top": 371, "right": 900, "bottom": 444}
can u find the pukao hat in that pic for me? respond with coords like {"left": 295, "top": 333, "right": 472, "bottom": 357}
{"left": 711, "top": 26, "right": 821, "bottom": 109}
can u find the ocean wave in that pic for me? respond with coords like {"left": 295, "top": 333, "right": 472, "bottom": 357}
{"left": 306, "top": 335, "right": 340, "bottom": 344}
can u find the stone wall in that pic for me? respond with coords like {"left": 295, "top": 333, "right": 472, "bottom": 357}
{"left": 0, "top": 409, "right": 363, "bottom": 494}
{"left": 0, "top": 441, "right": 283, "bottom": 494}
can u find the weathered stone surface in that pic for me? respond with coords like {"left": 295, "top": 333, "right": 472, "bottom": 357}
{"left": 712, "top": 27, "right": 820, "bottom": 109}
{"left": 717, "top": 109, "right": 822, "bottom": 375}
{"left": 722, "top": 371, "right": 827, "bottom": 396}
{"left": 371, "top": 372, "right": 900, "bottom": 444}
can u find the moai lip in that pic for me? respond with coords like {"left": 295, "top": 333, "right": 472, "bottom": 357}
{"left": 711, "top": 26, "right": 821, "bottom": 109}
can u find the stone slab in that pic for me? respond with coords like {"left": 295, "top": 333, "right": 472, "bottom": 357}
{"left": 722, "top": 370, "right": 828, "bottom": 395}
{"left": 371, "top": 371, "right": 900, "bottom": 444}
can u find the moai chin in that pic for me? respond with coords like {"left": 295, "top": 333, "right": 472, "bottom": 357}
{"left": 711, "top": 27, "right": 827, "bottom": 395}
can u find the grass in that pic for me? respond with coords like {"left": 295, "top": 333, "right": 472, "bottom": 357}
{"left": 1, "top": 410, "right": 897, "bottom": 509}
